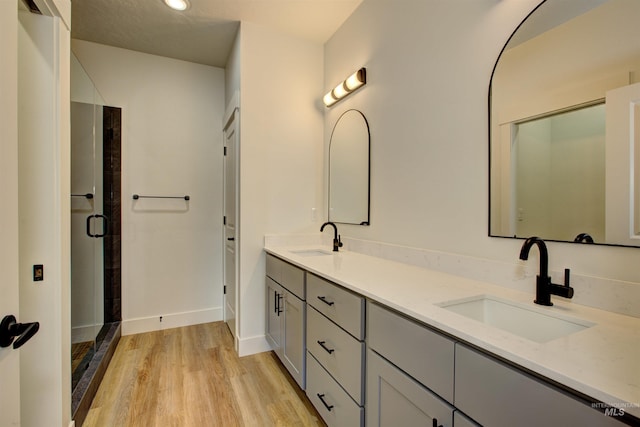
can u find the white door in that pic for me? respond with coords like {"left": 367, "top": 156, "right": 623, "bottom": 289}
{"left": 605, "top": 82, "right": 640, "bottom": 245}
{"left": 223, "top": 107, "right": 239, "bottom": 341}
{"left": 0, "top": 1, "right": 21, "bottom": 423}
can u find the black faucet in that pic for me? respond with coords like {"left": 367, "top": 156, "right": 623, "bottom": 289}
{"left": 519, "top": 236, "right": 574, "bottom": 306}
{"left": 574, "top": 233, "right": 594, "bottom": 244}
{"left": 320, "top": 221, "right": 343, "bottom": 252}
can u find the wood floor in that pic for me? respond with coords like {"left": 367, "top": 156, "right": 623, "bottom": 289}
{"left": 83, "top": 322, "right": 325, "bottom": 427}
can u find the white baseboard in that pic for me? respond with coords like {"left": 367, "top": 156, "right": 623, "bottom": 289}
{"left": 121, "top": 307, "right": 222, "bottom": 336}
{"left": 237, "top": 334, "right": 271, "bottom": 357}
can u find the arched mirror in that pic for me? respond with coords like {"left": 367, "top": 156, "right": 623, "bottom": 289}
{"left": 329, "top": 109, "right": 370, "bottom": 225}
{"left": 489, "top": 0, "right": 640, "bottom": 247}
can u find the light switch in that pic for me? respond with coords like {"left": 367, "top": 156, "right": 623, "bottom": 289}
{"left": 33, "top": 264, "right": 43, "bottom": 282}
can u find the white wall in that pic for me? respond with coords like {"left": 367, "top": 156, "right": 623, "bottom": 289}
{"left": 225, "top": 30, "right": 241, "bottom": 108}
{"left": 71, "top": 40, "right": 226, "bottom": 335}
{"left": 236, "top": 22, "right": 324, "bottom": 354}
{"left": 18, "top": 9, "right": 72, "bottom": 427}
{"left": 324, "top": 0, "right": 640, "bottom": 285}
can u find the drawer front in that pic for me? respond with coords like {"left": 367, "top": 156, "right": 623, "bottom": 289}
{"left": 266, "top": 254, "right": 305, "bottom": 300}
{"left": 306, "top": 352, "right": 363, "bottom": 427}
{"left": 453, "top": 411, "right": 480, "bottom": 427}
{"left": 367, "top": 301, "right": 455, "bottom": 403}
{"left": 307, "top": 306, "right": 364, "bottom": 404}
{"left": 266, "top": 254, "right": 281, "bottom": 282}
{"left": 455, "top": 344, "right": 625, "bottom": 427}
{"left": 281, "top": 260, "right": 305, "bottom": 300}
{"left": 367, "top": 349, "right": 454, "bottom": 427}
{"left": 307, "top": 273, "right": 364, "bottom": 339}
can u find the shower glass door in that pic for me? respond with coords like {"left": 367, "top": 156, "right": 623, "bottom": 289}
{"left": 70, "top": 54, "right": 105, "bottom": 389}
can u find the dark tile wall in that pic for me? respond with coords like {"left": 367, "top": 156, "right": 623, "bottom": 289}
{"left": 103, "top": 106, "right": 122, "bottom": 323}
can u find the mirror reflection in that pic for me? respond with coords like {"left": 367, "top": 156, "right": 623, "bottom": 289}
{"left": 489, "top": 0, "right": 640, "bottom": 247}
{"left": 329, "top": 109, "right": 370, "bottom": 225}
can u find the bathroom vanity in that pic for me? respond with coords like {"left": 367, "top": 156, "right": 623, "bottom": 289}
{"left": 264, "top": 247, "right": 638, "bottom": 426}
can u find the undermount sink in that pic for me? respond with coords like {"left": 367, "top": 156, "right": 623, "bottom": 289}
{"left": 289, "top": 249, "right": 334, "bottom": 257}
{"left": 438, "top": 295, "right": 595, "bottom": 343}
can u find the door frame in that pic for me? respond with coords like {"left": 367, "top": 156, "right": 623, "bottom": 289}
{"left": 0, "top": 2, "right": 21, "bottom": 425}
{"left": 222, "top": 91, "right": 240, "bottom": 349}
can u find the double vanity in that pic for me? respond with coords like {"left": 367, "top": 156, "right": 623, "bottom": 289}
{"left": 264, "top": 245, "right": 639, "bottom": 426}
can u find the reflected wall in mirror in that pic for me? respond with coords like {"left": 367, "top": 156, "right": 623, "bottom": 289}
{"left": 329, "top": 109, "right": 370, "bottom": 225}
{"left": 489, "top": 0, "right": 640, "bottom": 247}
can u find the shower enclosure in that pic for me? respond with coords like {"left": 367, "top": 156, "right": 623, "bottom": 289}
{"left": 70, "top": 53, "right": 121, "bottom": 425}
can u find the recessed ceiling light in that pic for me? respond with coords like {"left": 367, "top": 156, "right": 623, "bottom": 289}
{"left": 164, "top": 0, "right": 189, "bottom": 11}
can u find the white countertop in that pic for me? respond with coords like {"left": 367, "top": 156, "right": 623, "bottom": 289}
{"left": 264, "top": 245, "right": 640, "bottom": 420}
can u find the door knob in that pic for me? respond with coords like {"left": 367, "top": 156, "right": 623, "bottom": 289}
{"left": 0, "top": 315, "right": 39, "bottom": 349}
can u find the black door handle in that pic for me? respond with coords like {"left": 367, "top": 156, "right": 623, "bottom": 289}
{"left": 86, "top": 214, "right": 109, "bottom": 238}
{"left": 94, "top": 214, "right": 108, "bottom": 238}
{"left": 0, "top": 315, "right": 40, "bottom": 349}
{"left": 86, "top": 215, "right": 96, "bottom": 237}
{"left": 227, "top": 237, "right": 235, "bottom": 241}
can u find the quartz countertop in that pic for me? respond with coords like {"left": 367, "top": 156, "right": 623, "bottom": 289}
{"left": 264, "top": 245, "right": 640, "bottom": 420}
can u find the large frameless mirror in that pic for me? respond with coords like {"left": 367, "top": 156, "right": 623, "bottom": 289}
{"left": 489, "top": 0, "right": 640, "bottom": 247}
{"left": 328, "top": 109, "right": 370, "bottom": 225}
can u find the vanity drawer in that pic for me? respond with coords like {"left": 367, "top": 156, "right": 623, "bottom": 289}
{"left": 307, "top": 306, "right": 364, "bottom": 404}
{"left": 266, "top": 254, "right": 305, "bottom": 300}
{"left": 306, "top": 352, "right": 363, "bottom": 427}
{"left": 367, "top": 301, "right": 455, "bottom": 403}
{"left": 455, "top": 344, "right": 625, "bottom": 427}
{"left": 307, "top": 273, "right": 364, "bottom": 339}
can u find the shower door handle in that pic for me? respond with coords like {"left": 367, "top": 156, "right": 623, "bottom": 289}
{"left": 86, "top": 214, "right": 109, "bottom": 238}
{"left": 94, "top": 214, "right": 108, "bottom": 238}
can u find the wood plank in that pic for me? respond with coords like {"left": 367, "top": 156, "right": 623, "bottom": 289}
{"left": 83, "top": 322, "right": 325, "bottom": 427}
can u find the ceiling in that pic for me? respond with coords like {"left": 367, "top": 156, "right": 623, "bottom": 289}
{"left": 71, "top": 0, "right": 363, "bottom": 68}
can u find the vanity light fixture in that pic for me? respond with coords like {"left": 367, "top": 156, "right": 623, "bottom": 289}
{"left": 163, "top": 0, "right": 189, "bottom": 11}
{"left": 323, "top": 68, "right": 367, "bottom": 107}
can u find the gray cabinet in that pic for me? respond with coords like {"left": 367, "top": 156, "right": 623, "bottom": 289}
{"left": 368, "top": 301, "right": 455, "bottom": 403}
{"left": 282, "top": 290, "right": 305, "bottom": 386}
{"left": 307, "top": 352, "right": 364, "bottom": 427}
{"left": 265, "top": 254, "right": 306, "bottom": 389}
{"left": 265, "top": 277, "right": 283, "bottom": 352}
{"left": 306, "top": 274, "right": 365, "bottom": 426}
{"left": 367, "top": 348, "right": 454, "bottom": 427}
{"left": 453, "top": 411, "right": 479, "bottom": 427}
{"left": 455, "top": 344, "right": 625, "bottom": 427}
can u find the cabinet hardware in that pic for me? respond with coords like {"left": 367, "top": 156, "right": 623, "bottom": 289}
{"left": 317, "top": 296, "right": 335, "bottom": 306}
{"left": 274, "top": 290, "right": 278, "bottom": 313}
{"left": 317, "top": 340, "right": 335, "bottom": 354}
{"left": 277, "top": 293, "right": 283, "bottom": 315}
{"left": 317, "top": 393, "right": 334, "bottom": 411}
{"left": 432, "top": 418, "right": 443, "bottom": 427}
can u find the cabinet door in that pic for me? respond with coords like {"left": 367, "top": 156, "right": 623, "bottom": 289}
{"left": 367, "top": 349, "right": 454, "bottom": 427}
{"left": 265, "top": 277, "right": 283, "bottom": 355}
{"left": 282, "top": 291, "right": 306, "bottom": 389}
